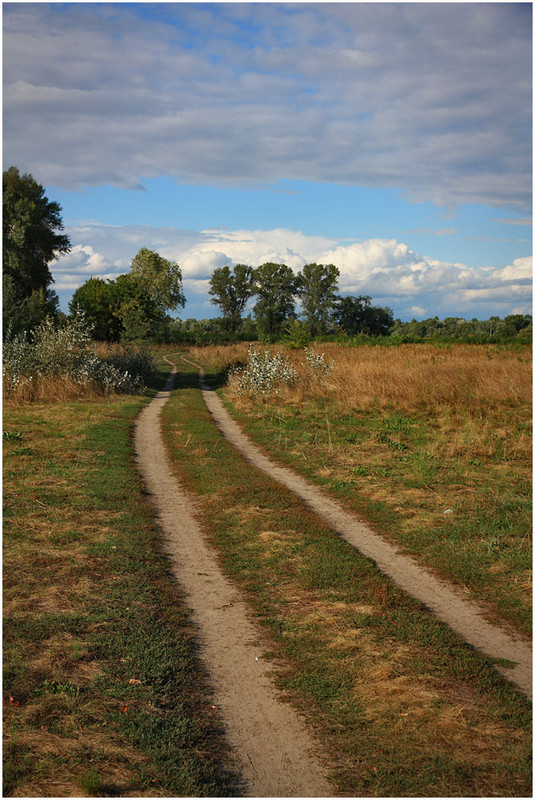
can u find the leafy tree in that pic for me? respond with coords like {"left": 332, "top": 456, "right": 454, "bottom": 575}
{"left": 208, "top": 264, "right": 255, "bottom": 335}
{"left": 334, "top": 295, "right": 394, "bottom": 336}
{"left": 3, "top": 166, "right": 70, "bottom": 333}
{"left": 69, "top": 277, "right": 119, "bottom": 340}
{"left": 296, "top": 263, "right": 339, "bottom": 337}
{"left": 253, "top": 262, "right": 297, "bottom": 341}
{"left": 129, "top": 247, "right": 185, "bottom": 314}
{"left": 70, "top": 249, "right": 184, "bottom": 342}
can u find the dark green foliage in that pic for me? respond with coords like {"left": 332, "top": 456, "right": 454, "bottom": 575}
{"left": 334, "top": 295, "right": 394, "bottom": 336}
{"left": 208, "top": 264, "right": 255, "bottom": 335}
{"left": 296, "top": 263, "right": 340, "bottom": 336}
{"left": 70, "top": 250, "right": 183, "bottom": 342}
{"left": 3, "top": 166, "right": 70, "bottom": 334}
{"left": 253, "top": 262, "right": 297, "bottom": 341}
{"left": 390, "top": 314, "right": 533, "bottom": 343}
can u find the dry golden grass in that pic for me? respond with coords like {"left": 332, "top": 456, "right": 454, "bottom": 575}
{"left": 193, "top": 341, "right": 532, "bottom": 414}
{"left": 3, "top": 375, "right": 109, "bottom": 406}
{"left": 190, "top": 341, "right": 532, "bottom": 634}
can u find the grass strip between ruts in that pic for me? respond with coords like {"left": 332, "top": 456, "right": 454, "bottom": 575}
{"left": 161, "top": 355, "right": 531, "bottom": 798}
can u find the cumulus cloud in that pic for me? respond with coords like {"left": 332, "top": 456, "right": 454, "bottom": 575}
{"left": 52, "top": 223, "right": 532, "bottom": 320}
{"left": 3, "top": 3, "right": 531, "bottom": 209}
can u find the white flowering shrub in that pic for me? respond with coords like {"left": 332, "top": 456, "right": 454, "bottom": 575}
{"left": 229, "top": 346, "right": 297, "bottom": 395}
{"left": 3, "top": 312, "right": 157, "bottom": 396}
{"left": 303, "top": 347, "right": 333, "bottom": 378}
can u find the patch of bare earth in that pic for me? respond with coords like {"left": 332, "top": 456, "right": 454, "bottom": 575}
{"left": 134, "top": 368, "right": 333, "bottom": 797}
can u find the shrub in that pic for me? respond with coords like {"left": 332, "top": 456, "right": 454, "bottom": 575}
{"left": 228, "top": 346, "right": 297, "bottom": 395}
{"left": 3, "top": 313, "right": 157, "bottom": 397}
{"left": 303, "top": 346, "right": 333, "bottom": 379}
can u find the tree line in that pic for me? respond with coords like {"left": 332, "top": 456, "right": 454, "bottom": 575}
{"left": 3, "top": 166, "right": 531, "bottom": 347}
{"left": 206, "top": 262, "right": 394, "bottom": 341}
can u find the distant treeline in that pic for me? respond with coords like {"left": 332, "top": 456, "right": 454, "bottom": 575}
{"left": 167, "top": 312, "right": 532, "bottom": 346}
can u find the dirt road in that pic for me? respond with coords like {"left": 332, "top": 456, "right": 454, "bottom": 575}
{"left": 181, "top": 355, "right": 532, "bottom": 700}
{"left": 134, "top": 365, "right": 333, "bottom": 798}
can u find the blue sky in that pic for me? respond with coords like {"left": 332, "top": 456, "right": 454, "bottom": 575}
{"left": 3, "top": 2, "right": 532, "bottom": 321}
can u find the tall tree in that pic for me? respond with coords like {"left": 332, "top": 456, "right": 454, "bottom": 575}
{"left": 208, "top": 264, "right": 254, "bottom": 335}
{"left": 129, "top": 247, "right": 185, "bottom": 314}
{"left": 3, "top": 166, "right": 70, "bottom": 332}
{"left": 333, "top": 295, "right": 394, "bottom": 336}
{"left": 69, "top": 277, "right": 118, "bottom": 341}
{"left": 253, "top": 262, "right": 297, "bottom": 341}
{"left": 296, "top": 263, "right": 339, "bottom": 337}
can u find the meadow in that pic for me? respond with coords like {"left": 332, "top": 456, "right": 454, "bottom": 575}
{"left": 191, "top": 342, "right": 532, "bottom": 635}
{"left": 3, "top": 367, "right": 238, "bottom": 797}
{"left": 3, "top": 340, "right": 532, "bottom": 797}
{"left": 161, "top": 344, "right": 532, "bottom": 796}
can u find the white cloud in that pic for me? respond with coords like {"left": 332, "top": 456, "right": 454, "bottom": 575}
{"left": 52, "top": 224, "right": 532, "bottom": 320}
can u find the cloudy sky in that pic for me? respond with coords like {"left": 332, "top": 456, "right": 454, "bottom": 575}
{"left": 3, "top": 2, "right": 532, "bottom": 321}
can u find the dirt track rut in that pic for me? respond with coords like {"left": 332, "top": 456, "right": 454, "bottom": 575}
{"left": 181, "top": 355, "right": 532, "bottom": 700}
{"left": 134, "top": 365, "right": 332, "bottom": 798}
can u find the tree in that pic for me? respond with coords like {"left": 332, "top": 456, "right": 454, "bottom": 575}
{"left": 69, "top": 277, "right": 119, "bottom": 341}
{"left": 296, "top": 263, "right": 339, "bottom": 337}
{"left": 253, "top": 262, "right": 297, "bottom": 341}
{"left": 70, "top": 249, "right": 184, "bottom": 342}
{"left": 333, "top": 295, "right": 394, "bottom": 336}
{"left": 129, "top": 247, "right": 185, "bottom": 314}
{"left": 208, "top": 264, "right": 255, "bottom": 335}
{"left": 3, "top": 166, "right": 70, "bottom": 332}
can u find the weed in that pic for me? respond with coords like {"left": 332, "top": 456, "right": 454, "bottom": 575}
{"left": 3, "top": 313, "right": 157, "bottom": 401}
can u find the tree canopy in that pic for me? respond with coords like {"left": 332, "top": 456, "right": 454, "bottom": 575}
{"left": 296, "top": 263, "right": 340, "bottom": 336}
{"left": 129, "top": 247, "right": 185, "bottom": 313}
{"left": 3, "top": 166, "right": 70, "bottom": 333}
{"left": 253, "top": 262, "right": 297, "bottom": 341}
{"left": 333, "top": 295, "right": 394, "bottom": 336}
{"left": 208, "top": 264, "right": 255, "bottom": 334}
{"left": 70, "top": 249, "right": 184, "bottom": 342}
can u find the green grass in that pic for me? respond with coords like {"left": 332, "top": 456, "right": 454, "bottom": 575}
{"left": 160, "top": 355, "right": 531, "bottom": 798}
{"left": 3, "top": 363, "right": 238, "bottom": 797}
{"left": 215, "top": 395, "right": 532, "bottom": 635}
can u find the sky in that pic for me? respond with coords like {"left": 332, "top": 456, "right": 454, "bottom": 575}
{"left": 3, "top": 1, "right": 532, "bottom": 322}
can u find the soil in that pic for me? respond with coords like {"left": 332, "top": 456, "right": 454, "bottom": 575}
{"left": 134, "top": 354, "right": 532, "bottom": 794}
{"left": 134, "top": 363, "right": 333, "bottom": 798}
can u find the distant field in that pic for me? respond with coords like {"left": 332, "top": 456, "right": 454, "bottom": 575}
{"left": 192, "top": 342, "right": 532, "bottom": 635}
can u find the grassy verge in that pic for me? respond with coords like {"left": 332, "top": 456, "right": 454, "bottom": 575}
{"left": 161, "top": 354, "right": 531, "bottom": 798}
{"left": 3, "top": 363, "right": 238, "bottom": 797}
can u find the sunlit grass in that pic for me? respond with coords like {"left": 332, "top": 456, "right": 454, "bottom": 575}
{"left": 3, "top": 368, "right": 237, "bottom": 797}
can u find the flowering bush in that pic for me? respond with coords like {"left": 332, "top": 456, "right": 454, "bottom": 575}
{"left": 3, "top": 312, "right": 157, "bottom": 396}
{"left": 227, "top": 345, "right": 333, "bottom": 397}
{"left": 228, "top": 346, "right": 297, "bottom": 395}
{"left": 303, "top": 347, "right": 333, "bottom": 378}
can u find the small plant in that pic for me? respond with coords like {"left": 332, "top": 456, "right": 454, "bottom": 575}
{"left": 282, "top": 319, "right": 310, "bottom": 349}
{"left": 77, "top": 766, "right": 102, "bottom": 796}
{"left": 229, "top": 346, "right": 297, "bottom": 395}
{"left": 303, "top": 347, "right": 333, "bottom": 378}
